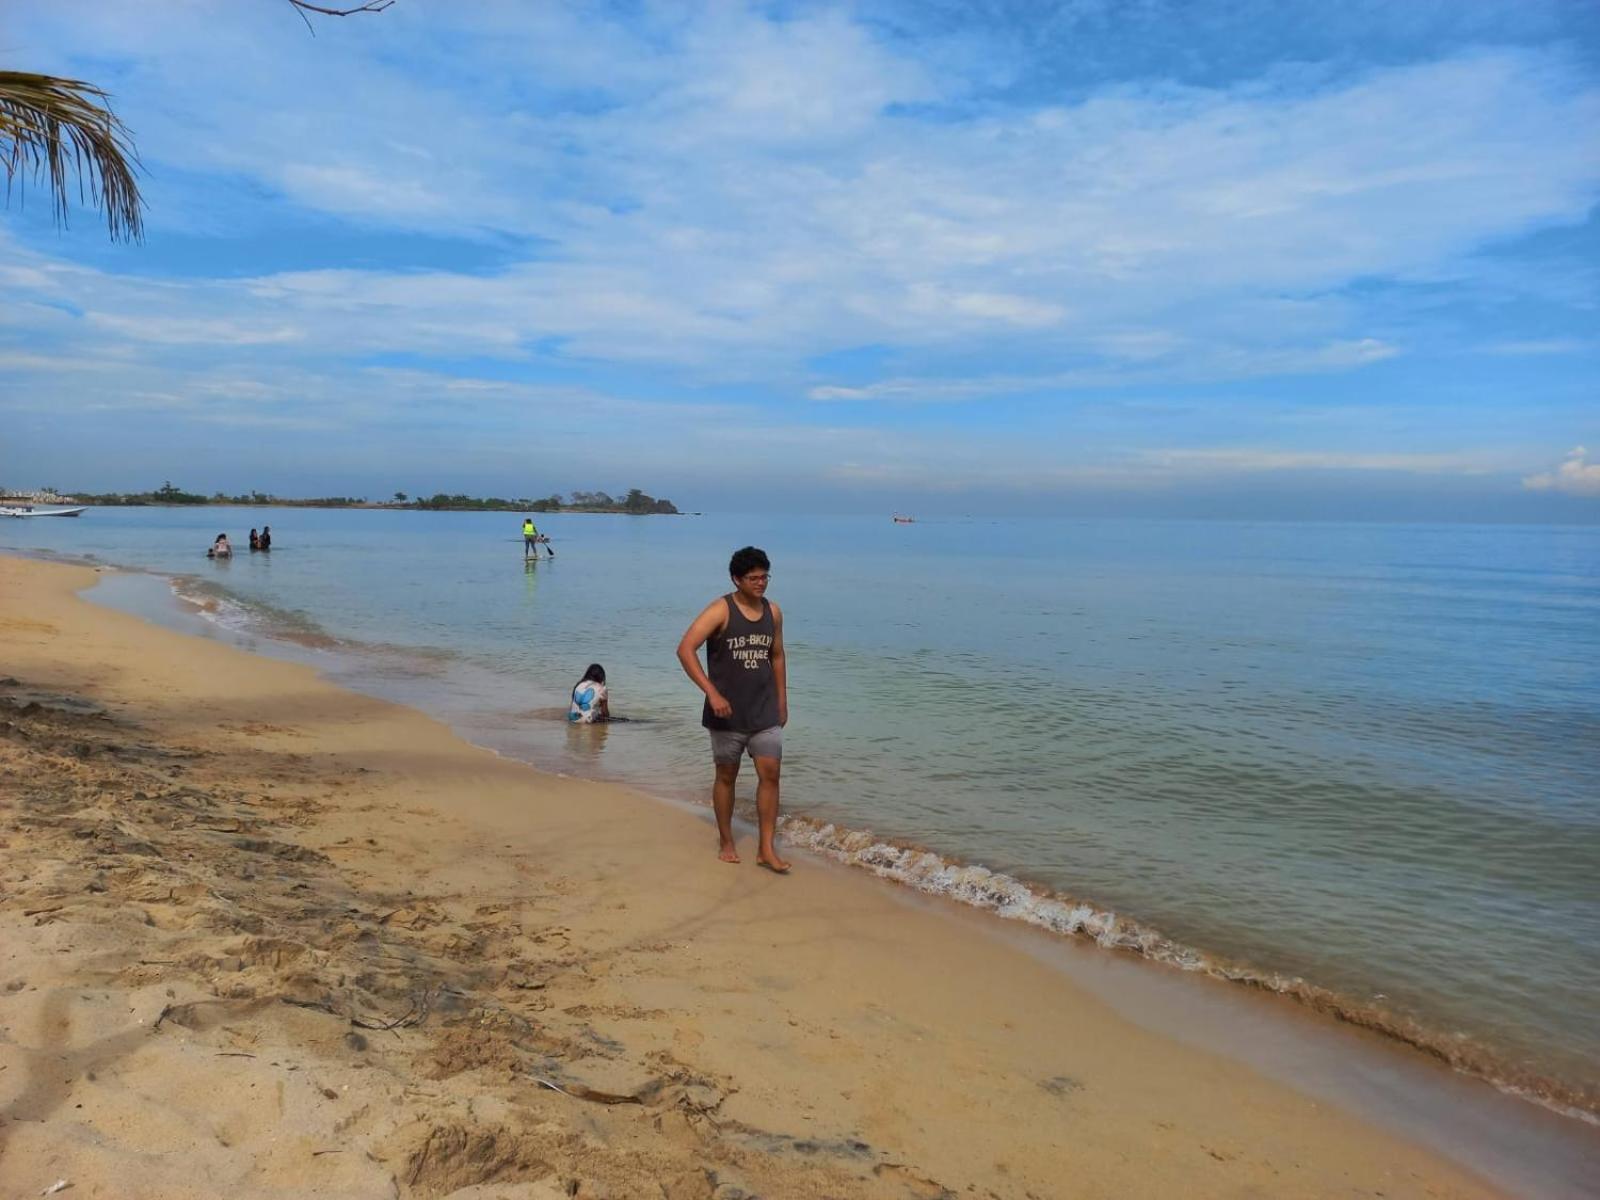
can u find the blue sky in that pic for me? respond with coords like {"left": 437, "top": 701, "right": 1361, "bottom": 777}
{"left": 2, "top": 0, "right": 1597, "bottom": 518}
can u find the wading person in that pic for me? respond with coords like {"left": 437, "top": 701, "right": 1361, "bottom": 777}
{"left": 567, "top": 663, "right": 611, "bottom": 724}
{"left": 676, "top": 546, "right": 789, "bottom": 872}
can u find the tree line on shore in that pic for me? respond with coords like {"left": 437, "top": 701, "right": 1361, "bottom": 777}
{"left": 68, "top": 482, "right": 680, "bottom": 514}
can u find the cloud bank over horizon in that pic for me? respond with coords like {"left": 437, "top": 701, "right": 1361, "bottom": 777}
{"left": 1524, "top": 447, "right": 1600, "bottom": 498}
{"left": 1, "top": 0, "right": 1597, "bottom": 518}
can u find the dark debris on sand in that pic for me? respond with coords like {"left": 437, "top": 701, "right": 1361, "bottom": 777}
{"left": 0, "top": 678, "right": 975, "bottom": 1200}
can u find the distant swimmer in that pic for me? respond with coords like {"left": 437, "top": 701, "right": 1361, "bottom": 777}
{"left": 522, "top": 516, "right": 552, "bottom": 559}
{"left": 676, "top": 546, "right": 789, "bottom": 872}
{"left": 208, "top": 533, "right": 232, "bottom": 559}
{"left": 249, "top": 527, "right": 260, "bottom": 551}
{"left": 567, "top": 663, "right": 611, "bottom": 724}
{"left": 259, "top": 525, "right": 272, "bottom": 551}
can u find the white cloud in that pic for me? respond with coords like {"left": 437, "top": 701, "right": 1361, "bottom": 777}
{"left": 903, "top": 284, "right": 1068, "bottom": 328}
{"left": 1142, "top": 448, "right": 1506, "bottom": 474}
{"left": 0, "top": 352, "right": 127, "bottom": 373}
{"left": 1481, "top": 339, "right": 1590, "bottom": 356}
{"left": 1523, "top": 446, "right": 1600, "bottom": 497}
{"left": 807, "top": 339, "right": 1399, "bottom": 402}
{"left": 276, "top": 163, "right": 453, "bottom": 222}
{"left": 88, "top": 313, "right": 304, "bottom": 346}
{"left": 7, "top": 3, "right": 1598, "bottom": 383}
{"left": 808, "top": 379, "right": 986, "bottom": 402}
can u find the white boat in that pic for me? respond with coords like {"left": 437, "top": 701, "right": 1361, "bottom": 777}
{"left": 0, "top": 505, "right": 87, "bottom": 518}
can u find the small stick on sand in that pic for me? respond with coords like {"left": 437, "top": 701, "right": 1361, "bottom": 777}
{"left": 531, "top": 1076, "right": 643, "bottom": 1105}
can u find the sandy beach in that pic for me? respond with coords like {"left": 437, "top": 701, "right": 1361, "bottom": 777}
{"left": 0, "top": 554, "right": 1515, "bottom": 1199}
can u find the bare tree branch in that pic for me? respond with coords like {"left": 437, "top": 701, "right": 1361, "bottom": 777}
{"left": 287, "top": 1, "right": 395, "bottom": 17}
{"left": 286, "top": 1, "right": 395, "bottom": 37}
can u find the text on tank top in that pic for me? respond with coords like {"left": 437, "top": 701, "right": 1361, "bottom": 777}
{"left": 702, "top": 594, "right": 779, "bottom": 732}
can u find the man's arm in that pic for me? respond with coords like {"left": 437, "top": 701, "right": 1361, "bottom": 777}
{"left": 677, "top": 600, "right": 732, "bottom": 718}
{"left": 770, "top": 601, "right": 787, "bottom": 727}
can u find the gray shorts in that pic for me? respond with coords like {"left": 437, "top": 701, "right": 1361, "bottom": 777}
{"left": 709, "top": 725, "right": 783, "bottom": 765}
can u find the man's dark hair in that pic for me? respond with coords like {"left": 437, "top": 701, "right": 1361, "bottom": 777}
{"left": 728, "top": 546, "right": 770, "bottom": 578}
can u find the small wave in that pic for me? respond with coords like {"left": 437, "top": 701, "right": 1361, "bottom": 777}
{"left": 168, "top": 576, "right": 342, "bottom": 651}
{"left": 779, "top": 815, "right": 1600, "bottom": 1124}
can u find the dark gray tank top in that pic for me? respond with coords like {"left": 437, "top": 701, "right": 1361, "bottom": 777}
{"left": 702, "top": 594, "right": 779, "bottom": 732}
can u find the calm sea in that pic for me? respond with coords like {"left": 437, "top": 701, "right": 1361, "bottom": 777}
{"left": 6, "top": 506, "right": 1598, "bottom": 1118}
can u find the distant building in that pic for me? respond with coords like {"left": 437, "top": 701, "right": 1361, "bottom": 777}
{"left": 0, "top": 489, "right": 80, "bottom": 504}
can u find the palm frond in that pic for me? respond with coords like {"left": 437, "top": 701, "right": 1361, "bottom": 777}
{"left": 0, "top": 70, "right": 145, "bottom": 243}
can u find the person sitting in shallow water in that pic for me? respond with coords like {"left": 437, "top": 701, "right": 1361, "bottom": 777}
{"left": 208, "top": 533, "right": 232, "bottom": 559}
{"left": 568, "top": 664, "right": 611, "bottom": 724}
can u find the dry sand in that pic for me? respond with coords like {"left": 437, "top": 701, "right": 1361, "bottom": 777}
{"left": 0, "top": 554, "right": 1508, "bottom": 1199}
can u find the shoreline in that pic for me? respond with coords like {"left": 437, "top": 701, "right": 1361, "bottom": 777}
{"left": 71, "top": 550, "right": 1600, "bottom": 1129}
{"left": 0, "top": 553, "right": 1593, "bottom": 1197}
{"left": 7, "top": 501, "right": 687, "bottom": 516}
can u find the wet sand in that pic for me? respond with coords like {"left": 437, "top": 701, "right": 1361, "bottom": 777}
{"left": 0, "top": 554, "right": 1513, "bottom": 1198}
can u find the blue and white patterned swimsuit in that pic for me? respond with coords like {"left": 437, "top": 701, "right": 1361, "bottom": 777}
{"left": 568, "top": 681, "right": 607, "bottom": 724}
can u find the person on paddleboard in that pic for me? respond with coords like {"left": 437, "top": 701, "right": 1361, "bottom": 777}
{"left": 676, "top": 546, "right": 790, "bottom": 873}
{"left": 522, "top": 516, "right": 550, "bottom": 559}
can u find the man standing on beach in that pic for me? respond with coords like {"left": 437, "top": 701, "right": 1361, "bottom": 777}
{"left": 676, "top": 546, "right": 789, "bottom": 872}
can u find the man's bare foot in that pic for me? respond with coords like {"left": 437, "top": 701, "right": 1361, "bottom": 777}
{"left": 756, "top": 851, "right": 791, "bottom": 874}
{"left": 718, "top": 842, "right": 741, "bottom": 864}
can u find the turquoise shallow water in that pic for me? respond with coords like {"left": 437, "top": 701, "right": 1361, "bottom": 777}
{"left": 5, "top": 506, "right": 1598, "bottom": 1114}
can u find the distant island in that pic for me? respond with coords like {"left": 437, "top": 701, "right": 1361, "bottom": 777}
{"left": 36, "top": 483, "right": 680, "bottom": 515}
